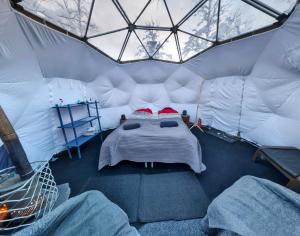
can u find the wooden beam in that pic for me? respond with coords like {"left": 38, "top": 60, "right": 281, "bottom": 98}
{"left": 0, "top": 106, "right": 33, "bottom": 180}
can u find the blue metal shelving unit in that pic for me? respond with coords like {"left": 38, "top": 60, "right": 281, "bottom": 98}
{"left": 54, "top": 101, "right": 103, "bottom": 159}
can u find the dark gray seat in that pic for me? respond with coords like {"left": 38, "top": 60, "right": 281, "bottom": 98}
{"left": 253, "top": 146, "right": 300, "bottom": 192}
{"left": 261, "top": 148, "right": 300, "bottom": 177}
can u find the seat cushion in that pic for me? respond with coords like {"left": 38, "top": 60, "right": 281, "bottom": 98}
{"left": 261, "top": 148, "right": 300, "bottom": 178}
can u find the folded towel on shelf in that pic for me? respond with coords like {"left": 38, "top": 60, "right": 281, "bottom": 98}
{"left": 123, "top": 123, "right": 141, "bottom": 130}
{"left": 160, "top": 121, "right": 178, "bottom": 128}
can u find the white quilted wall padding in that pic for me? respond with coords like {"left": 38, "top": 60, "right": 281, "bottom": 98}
{"left": 184, "top": 30, "right": 275, "bottom": 79}
{"left": 0, "top": 0, "right": 10, "bottom": 13}
{"left": 89, "top": 67, "right": 135, "bottom": 107}
{"left": 165, "top": 66, "right": 204, "bottom": 104}
{"left": 286, "top": 44, "right": 300, "bottom": 72}
{"left": 86, "top": 63, "right": 205, "bottom": 129}
{"left": 120, "top": 61, "right": 176, "bottom": 84}
{"left": 199, "top": 76, "right": 245, "bottom": 135}
{"left": 98, "top": 105, "right": 133, "bottom": 129}
{"left": 240, "top": 6, "right": 300, "bottom": 148}
{"left": 130, "top": 84, "right": 171, "bottom": 105}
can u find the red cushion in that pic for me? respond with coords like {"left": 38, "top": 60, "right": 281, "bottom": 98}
{"left": 135, "top": 108, "right": 153, "bottom": 114}
{"left": 159, "top": 107, "right": 178, "bottom": 114}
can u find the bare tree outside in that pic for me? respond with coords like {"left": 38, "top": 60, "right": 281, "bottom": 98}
{"left": 20, "top": 0, "right": 96, "bottom": 37}
{"left": 136, "top": 25, "right": 172, "bottom": 60}
{"left": 181, "top": 0, "right": 248, "bottom": 59}
{"left": 135, "top": 0, "right": 174, "bottom": 60}
{"left": 135, "top": 0, "right": 249, "bottom": 61}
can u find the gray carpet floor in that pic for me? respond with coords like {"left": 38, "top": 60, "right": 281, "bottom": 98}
{"left": 138, "top": 218, "right": 205, "bottom": 236}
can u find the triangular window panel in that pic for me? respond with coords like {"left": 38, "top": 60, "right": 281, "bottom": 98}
{"left": 118, "top": 0, "right": 149, "bottom": 23}
{"left": 153, "top": 34, "right": 180, "bottom": 62}
{"left": 165, "top": 0, "right": 201, "bottom": 25}
{"left": 19, "top": 0, "right": 93, "bottom": 37}
{"left": 218, "top": 0, "right": 277, "bottom": 41}
{"left": 136, "top": 0, "right": 172, "bottom": 27}
{"left": 87, "top": 0, "right": 127, "bottom": 37}
{"left": 121, "top": 32, "right": 149, "bottom": 61}
{"left": 178, "top": 31, "right": 213, "bottom": 61}
{"left": 180, "top": 0, "right": 219, "bottom": 41}
{"left": 88, "top": 30, "right": 128, "bottom": 60}
{"left": 136, "top": 30, "right": 170, "bottom": 56}
{"left": 257, "top": 0, "right": 298, "bottom": 14}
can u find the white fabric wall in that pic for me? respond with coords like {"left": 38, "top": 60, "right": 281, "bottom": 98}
{"left": 1, "top": 0, "right": 300, "bottom": 164}
{"left": 0, "top": 0, "right": 54, "bottom": 163}
{"left": 199, "top": 76, "right": 245, "bottom": 135}
{"left": 239, "top": 8, "right": 300, "bottom": 147}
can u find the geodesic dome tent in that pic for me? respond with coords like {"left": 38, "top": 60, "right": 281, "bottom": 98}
{"left": 0, "top": 0, "right": 300, "bottom": 164}
{"left": 1, "top": 1, "right": 300, "bottom": 235}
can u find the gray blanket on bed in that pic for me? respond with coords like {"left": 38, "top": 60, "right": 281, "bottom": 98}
{"left": 99, "top": 117, "right": 205, "bottom": 173}
{"left": 201, "top": 176, "right": 300, "bottom": 236}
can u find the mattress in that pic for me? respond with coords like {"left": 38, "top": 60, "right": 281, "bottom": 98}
{"left": 98, "top": 117, "right": 206, "bottom": 173}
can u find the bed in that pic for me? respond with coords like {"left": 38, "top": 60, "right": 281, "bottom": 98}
{"left": 98, "top": 111, "right": 206, "bottom": 174}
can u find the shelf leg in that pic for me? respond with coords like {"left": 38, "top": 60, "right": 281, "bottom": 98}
{"left": 99, "top": 123, "right": 103, "bottom": 142}
{"left": 87, "top": 103, "right": 93, "bottom": 127}
{"left": 67, "top": 147, "right": 72, "bottom": 159}
{"left": 68, "top": 105, "right": 79, "bottom": 159}
{"left": 77, "top": 147, "right": 81, "bottom": 159}
{"left": 95, "top": 101, "right": 103, "bottom": 142}
{"left": 56, "top": 105, "right": 72, "bottom": 159}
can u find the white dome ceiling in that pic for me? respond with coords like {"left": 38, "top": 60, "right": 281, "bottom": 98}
{"left": 17, "top": 0, "right": 298, "bottom": 63}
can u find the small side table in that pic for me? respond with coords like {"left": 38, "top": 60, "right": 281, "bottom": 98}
{"left": 182, "top": 114, "right": 190, "bottom": 126}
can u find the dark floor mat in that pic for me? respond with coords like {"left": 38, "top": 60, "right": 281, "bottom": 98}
{"left": 84, "top": 174, "right": 141, "bottom": 222}
{"left": 83, "top": 171, "right": 209, "bottom": 223}
{"left": 139, "top": 171, "right": 209, "bottom": 222}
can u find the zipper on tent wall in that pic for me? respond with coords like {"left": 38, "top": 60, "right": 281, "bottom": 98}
{"left": 237, "top": 76, "right": 247, "bottom": 138}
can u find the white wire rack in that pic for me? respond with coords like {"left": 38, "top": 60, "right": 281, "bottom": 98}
{"left": 0, "top": 162, "right": 58, "bottom": 233}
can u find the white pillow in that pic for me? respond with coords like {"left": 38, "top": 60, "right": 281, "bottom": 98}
{"left": 129, "top": 111, "right": 160, "bottom": 119}
{"left": 129, "top": 111, "right": 152, "bottom": 119}
{"left": 158, "top": 113, "right": 181, "bottom": 119}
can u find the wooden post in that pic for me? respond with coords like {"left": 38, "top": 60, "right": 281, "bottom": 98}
{"left": 0, "top": 106, "right": 33, "bottom": 180}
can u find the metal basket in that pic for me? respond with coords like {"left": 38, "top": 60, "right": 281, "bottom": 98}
{"left": 0, "top": 162, "right": 58, "bottom": 233}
